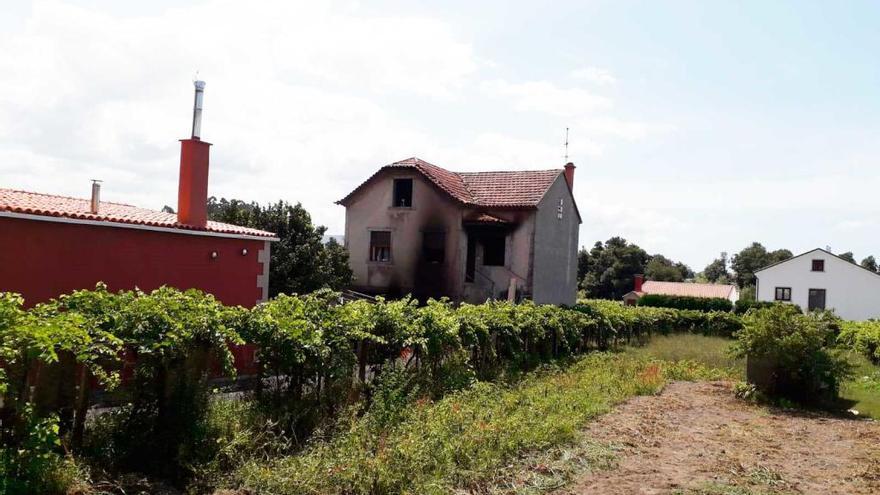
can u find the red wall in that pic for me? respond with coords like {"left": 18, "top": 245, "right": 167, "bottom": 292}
{"left": 0, "top": 217, "right": 267, "bottom": 307}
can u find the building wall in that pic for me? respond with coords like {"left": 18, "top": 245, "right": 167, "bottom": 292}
{"left": 531, "top": 175, "right": 579, "bottom": 305}
{"left": 343, "top": 170, "right": 466, "bottom": 299}
{"left": 0, "top": 216, "right": 268, "bottom": 307}
{"left": 756, "top": 249, "right": 880, "bottom": 320}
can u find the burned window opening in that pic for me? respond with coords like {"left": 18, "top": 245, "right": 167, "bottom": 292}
{"left": 481, "top": 234, "right": 506, "bottom": 266}
{"left": 422, "top": 231, "right": 445, "bottom": 264}
{"left": 393, "top": 178, "right": 413, "bottom": 207}
{"left": 370, "top": 230, "right": 391, "bottom": 262}
{"left": 466, "top": 235, "right": 476, "bottom": 282}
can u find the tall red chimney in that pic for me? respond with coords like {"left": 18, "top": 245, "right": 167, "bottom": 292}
{"left": 178, "top": 80, "right": 210, "bottom": 227}
{"left": 634, "top": 274, "right": 644, "bottom": 292}
{"left": 564, "top": 162, "right": 576, "bottom": 191}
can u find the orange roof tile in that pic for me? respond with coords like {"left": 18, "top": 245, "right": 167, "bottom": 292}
{"left": 0, "top": 188, "right": 276, "bottom": 239}
{"left": 338, "top": 157, "right": 563, "bottom": 208}
{"left": 641, "top": 281, "right": 737, "bottom": 299}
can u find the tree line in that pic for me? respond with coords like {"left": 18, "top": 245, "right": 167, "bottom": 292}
{"left": 206, "top": 197, "right": 353, "bottom": 296}
{"left": 578, "top": 238, "right": 880, "bottom": 301}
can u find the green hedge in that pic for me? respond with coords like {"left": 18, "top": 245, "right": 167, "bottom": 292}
{"left": 574, "top": 299, "right": 742, "bottom": 339}
{"left": 0, "top": 288, "right": 744, "bottom": 489}
{"left": 637, "top": 294, "right": 733, "bottom": 312}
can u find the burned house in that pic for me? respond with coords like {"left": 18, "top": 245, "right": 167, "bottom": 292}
{"left": 337, "top": 157, "right": 581, "bottom": 305}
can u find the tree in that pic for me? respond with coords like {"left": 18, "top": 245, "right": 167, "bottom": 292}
{"left": 577, "top": 246, "right": 591, "bottom": 283}
{"left": 861, "top": 255, "right": 878, "bottom": 272}
{"left": 580, "top": 237, "right": 649, "bottom": 299}
{"left": 207, "top": 197, "right": 352, "bottom": 296}
{"left": 730, "top": 243, "right": 792, "bottom": 289}
{"left": 838, "top": 251, "right": 856, "bottom": 264}
{"left": 703, "top": 252, "right": 731, "bottom": 284}
{"left": 645, "top": 254, "right": 692, "bottom": 282}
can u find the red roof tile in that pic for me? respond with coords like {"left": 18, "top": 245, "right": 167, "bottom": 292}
{"left": 338, "top": 157, "right": 564, "bottom": 208}
{"left": 0, "top": 188, "right": 276, "bottom": 239}
{"left": 640, "top": 281, "right": 737, "bottom": 299}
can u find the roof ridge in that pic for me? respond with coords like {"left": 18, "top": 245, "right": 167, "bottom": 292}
{"left": 408, "top": 158, "right": 477, "bottom": 203}
{"left": 1, "top": 188, "right": 276, "bottom": 238}
{"left": 0, "top": 187, "right": 141, "bottom": 209}
{"left": 457, "top": 168, "right": 563, "bottom": 175}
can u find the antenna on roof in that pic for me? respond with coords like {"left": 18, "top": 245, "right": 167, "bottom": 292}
{"left": 563, "top": 127, "right": 569, "bottom": 162}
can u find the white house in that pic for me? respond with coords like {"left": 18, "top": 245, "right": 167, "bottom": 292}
{"left": 754, "top": 248, "right": 880, "bottom": 321}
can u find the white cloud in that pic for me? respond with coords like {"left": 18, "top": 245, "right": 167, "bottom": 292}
{"left": 0, "top": 1, "right": 676, "bottom": 241}
{"left": 481, "top": 79, "right": 612, "bottom": 117}
{"left": 571, "top": 66, "right": 617, "bottom": 86}
{"left": 575, "top": 117, "right": 676, "bottom": 141}
{"left": 0, "top": 0, "right": 482, "bottom": 234}
{"left": 430, "top": 131, "right": 602, "bottom": 169}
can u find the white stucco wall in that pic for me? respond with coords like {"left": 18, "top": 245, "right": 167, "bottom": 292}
{"left": 755, "top": 249, "right": 880, "bottom": 321}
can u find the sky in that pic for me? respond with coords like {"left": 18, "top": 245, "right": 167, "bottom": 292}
{"left": 1, "top": 0, "right": 879, "bottom": 271}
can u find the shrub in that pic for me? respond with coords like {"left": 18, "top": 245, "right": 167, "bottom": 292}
{"left": 731, "top": 305, "right": 851, "bottom": 405}
{"left": 838, "top": 320, "right": 880, "bottom": 364}
{"left": 733, "top": 299, "right": 803, "bottom": 315}
{"left": 638, "top": 294, "right": 733, "bottom": 312}
{"left": 0, "top": 405, "right": 87, "bottom": 495}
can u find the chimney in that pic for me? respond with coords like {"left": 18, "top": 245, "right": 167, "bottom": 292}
{"left": 177, "top": 80, "right": 211, "bottom": 227}
{"left": 564, "top": 162, "right": 576, "bottom": 191}
{"left": 634, "top": 274, "right": 644, "bottom": 292}
{"left": 90, "top": 179, "right": 101, "bottom": 214}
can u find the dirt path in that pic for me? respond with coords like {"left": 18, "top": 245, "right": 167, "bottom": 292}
{"left": 560, "top": 381, "right": 880, "bottom": 495}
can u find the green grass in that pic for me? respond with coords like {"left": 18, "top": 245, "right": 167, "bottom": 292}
{"left": 228, "top": 353, "right": 723, "bottom": 495}
{"left": 626, "top": 333, "right": 880, "bottom": 419}
{"left": 625, "top": 333, "right": 745, "bottom": 380}
{"left": 838, "top": 350, "right": 880, "bottom": 418}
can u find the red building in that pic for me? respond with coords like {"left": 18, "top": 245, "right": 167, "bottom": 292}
{"left": 0, "top": 81, "right": 277, "bottom": 307}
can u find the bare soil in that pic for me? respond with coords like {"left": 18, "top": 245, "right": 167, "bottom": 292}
{"left": 560, "top": 381, "right": 880, "bottom": 495}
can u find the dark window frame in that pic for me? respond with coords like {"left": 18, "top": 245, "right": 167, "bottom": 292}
{"left": 811, "top": 259, "right": 825, "bottom": 272}
{"left": 392, "top": 178, "right": 413, "bottom": 208}
{"left": 774, "top": 287, "right": 791, "bottom": 301}
{"left": 369, "top": 230, "right": 392, "bottom": 263}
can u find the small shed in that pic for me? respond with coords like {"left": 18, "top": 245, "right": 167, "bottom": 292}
{"left": 622, "top": 275, "right": 739, "bottom": 306}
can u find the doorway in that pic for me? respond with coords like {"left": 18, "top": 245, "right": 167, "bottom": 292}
{"left": 808, "top": 288, "right": 826, "bottom": 311}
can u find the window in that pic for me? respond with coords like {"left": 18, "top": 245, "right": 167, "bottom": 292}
{"left": 393, "top": 179, "right": 413, "bottom": 207}
{"left": 422, "top": 231, "right": 445, "bottom": 264}
{"left": 812, "top": 259, "right": 825, "bottom": 272}
{"left": 481, "top": 235, "right": 506, "bottom": 266}
{"left": 774, "top": 287, "right": 791, "bottom": 301}
{"left": 370, "top": 231, "right": 391, "bottom": 262}
{"left": 808, "top": 288, "right": 826, "bottom": 311}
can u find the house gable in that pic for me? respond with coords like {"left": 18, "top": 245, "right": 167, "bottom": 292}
{"left": 755, "top": 247, "right": 880, "bottom": 320}
{"left": 531, "top": 174, "right": 580, "bottom": 305}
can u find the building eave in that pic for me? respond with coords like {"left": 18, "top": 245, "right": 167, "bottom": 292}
{"left": 0, "top": 211, "right": 280, "bottom": 242}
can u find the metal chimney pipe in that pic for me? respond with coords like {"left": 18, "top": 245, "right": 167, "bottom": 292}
{"left": 191, "top": 80, "right": 206, "bottom": 139}
{"left": 90, "top": 179, "right": 102, "bottom": 214}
